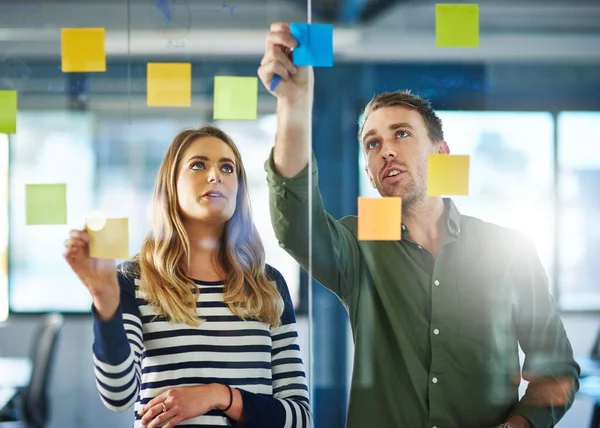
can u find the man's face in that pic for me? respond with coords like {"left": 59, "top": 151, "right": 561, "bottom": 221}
{"left": 361, "top": 106, "right": 447, "bottom": 206}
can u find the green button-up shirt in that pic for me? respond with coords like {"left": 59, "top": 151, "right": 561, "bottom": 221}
{"left": 265, "top": 151, "right": 580, "bottom": 428}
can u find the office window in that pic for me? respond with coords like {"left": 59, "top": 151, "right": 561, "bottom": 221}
{"left": 557, "top": 112, "right": 600, "bottom": 310}
{"left": 9, "top": 112, "right": 300, "bottom": 313}
{"left": 358, "top": 111, "right": 555, "bottom": 289}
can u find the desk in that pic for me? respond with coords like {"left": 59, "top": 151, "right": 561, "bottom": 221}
{"left": 0, "top": 387, "right": 16, "bottom": 413}
{"left": 0, "top": 358, "right": 31, "bottom": 389}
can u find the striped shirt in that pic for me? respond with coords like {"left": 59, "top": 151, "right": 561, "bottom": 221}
{"left": 92, "top": 262, "right": 311, "bottom": 427}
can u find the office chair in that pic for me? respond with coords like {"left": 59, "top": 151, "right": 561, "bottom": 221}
{"left": 0, "top": 313, "right": 64, "bottom": 428}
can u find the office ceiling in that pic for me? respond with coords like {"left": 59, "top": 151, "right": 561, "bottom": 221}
{"left": 0, "top": 0, "right": 599, "bottom": 62}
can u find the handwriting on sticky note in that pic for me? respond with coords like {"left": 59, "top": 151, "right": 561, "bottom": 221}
{"left": 25, "top": 184, "right": 67, "bottom": 225}
{"left": 290, "top": 23, "right": 334, "bottom": 67}
{"left": 435, "top": 4, "right": 479, "bottom": 48}
{"left": 147, "top": 62, "right": 192, "bottom": 107}
{"left": 427, "top": 154, "right": 470, "bottom": 196}
{"left": 61, "top": 28, "right": 106, "bottom": 72}
{"left": 89, "top": 218, "right": 129, "bottom": 260}
{"left": 213, "top": 76, "right": 258, "bottom": 120}
{"left": 0, "top": 91, "right": 17, "bottom": 134}
{"left": 358, "top": 197, "right": 402, "bottom": 241}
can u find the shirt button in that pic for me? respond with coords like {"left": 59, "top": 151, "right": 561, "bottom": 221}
{"left": 432, "top": 377, "right": 438, "bottom": 384}
{"left": 433, "top": 328, "right": 440, "bottom": 335}
{"left": 418, "top": 245, "right": 422, "bottom": 249}
{"left": 434, "top": 280, "right": 440, "bottom": 286}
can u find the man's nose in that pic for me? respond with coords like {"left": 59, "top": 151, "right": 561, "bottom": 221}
{"left": 380, "top": 140, "right": 397, "bottom": 159}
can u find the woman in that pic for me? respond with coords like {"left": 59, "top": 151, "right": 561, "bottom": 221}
{"left": 63, "top": 125, "right": 311, "bottom": 428}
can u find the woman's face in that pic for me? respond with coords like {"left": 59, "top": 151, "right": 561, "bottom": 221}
{"left": 175, "top": 136, "right": 239, "bottom": 225}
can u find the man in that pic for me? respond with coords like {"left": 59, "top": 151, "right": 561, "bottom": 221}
{"left": 257, "top": 22, "right": 580, "bottom": 428}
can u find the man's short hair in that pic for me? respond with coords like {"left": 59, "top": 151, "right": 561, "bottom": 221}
{"left": 358, "top": 91, "right": 444, "bottom": 143}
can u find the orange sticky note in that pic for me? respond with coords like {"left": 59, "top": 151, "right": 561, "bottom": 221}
{"left": 61, "top": 28, "right": 106, "bottom": 72}
{"left": 427, "top": 154, "right": 470, "bottom": 196}
{"left": 436, "top": 4, "right": 479, "bottom": 48}
{"left": 89, "top": 218, "right": 129, "bottom": 260}
{"left": 147, "top": 62, "right": 192, "bottom": 107}
{"left": 358, "top": 197, "right": 402, "bottom": 241}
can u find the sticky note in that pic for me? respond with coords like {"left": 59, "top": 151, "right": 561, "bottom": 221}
{"left": 26, "top": 184, "right": 67, "bottom": 225}
{"left": 0, "top": 90, "right": 17, "bottom": 134}
{"left": 435, "top": 4, "right": 479, "bottom": 47}
{"left": 147, "top": 63, "right": 192, "bottom": 107}
{"left": 61, "top": 28, "right": 106, "bottom": 72}
{"left": 89, "top": 218, "right": 129, "bottom": 260}
{"left": 290, "top": 23, "right": 334, "bottom": 67}
{"left": 358, "top": 197, "right": 402, "bottom": 241}
{"left": 213, "top": 76, "right": 258, "bottom": 120}
{"left": 427, "top": 154, "right": 470, "bottom": 196}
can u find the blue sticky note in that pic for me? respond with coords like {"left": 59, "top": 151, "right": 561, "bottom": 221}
{"left": 290, "top": 23, "right": 333, "bottom": 67}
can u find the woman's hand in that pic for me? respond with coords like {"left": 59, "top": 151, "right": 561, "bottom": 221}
{"left": 139, "top": 384, "right": 230, "bottom": 428}
{"left": 63, "top": 228, "right": 120, "bottom": 320}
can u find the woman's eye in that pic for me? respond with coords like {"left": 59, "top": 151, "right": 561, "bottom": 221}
{"left": 191, "top": 162, "right": 204, "bottom": 170}
{"left": 223, "top": 164, "right": 235, "bottom": 173}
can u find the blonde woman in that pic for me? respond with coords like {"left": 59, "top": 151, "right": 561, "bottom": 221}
{"left": 63, "top": 125, "right": 310, "bottom": 428}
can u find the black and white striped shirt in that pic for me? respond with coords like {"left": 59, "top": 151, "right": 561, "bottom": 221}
{"left": 92, "top": 262, "right": 311, "bottom": 427}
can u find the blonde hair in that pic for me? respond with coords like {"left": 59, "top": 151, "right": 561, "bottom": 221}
{"left": 127, "top": 125, "right": 284, "bottom": 327}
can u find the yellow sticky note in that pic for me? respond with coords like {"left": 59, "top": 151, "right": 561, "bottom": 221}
{"left": 436, "top": 4, "right": 479, "bottom": 47}
{"left": 0, "top": 90, "right": 17, "bottom": 134}
{"left": 61, "top": 28, "right": 106, "bottom": 72}
{"left": 89, "top": 218, "right": 129, "bottom": 260}
{"left": 427, "top": 154, "right": 470, "bottom": 196}
{"left": 358, "top": 197, "right": 402, "bottom": 241}
{"left": 26, "top": 184, "right": 67, "bottom": 225}
{"left": 147, "top": 62, "right": 192, "bottom": 107}
{"left": 213, "top": 76, "right": 258, "bottom": 120}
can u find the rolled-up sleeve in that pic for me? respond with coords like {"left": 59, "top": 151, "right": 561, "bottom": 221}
{"left": 509, "top": 236, "right": 581, "bottom": 428}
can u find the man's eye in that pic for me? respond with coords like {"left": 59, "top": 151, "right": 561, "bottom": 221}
{"left": 367, "top": 141, "right": 378, "bottom": 149}
{"left": 396, "top": 130, "right": 409, "bottom": 138}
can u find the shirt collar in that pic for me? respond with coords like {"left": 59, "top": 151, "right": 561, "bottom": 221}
{"left": 400, "top": 198, "right": 461, "bottom": 239}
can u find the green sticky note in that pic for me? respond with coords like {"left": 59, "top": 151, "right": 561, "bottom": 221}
{"left": 213, "top": 76, "right": 258, "bottom": 120}
{"left": 0, "top": 91, "right": 17, "bottom": 134}
{"left": 26, "top": 184, "right": 67, "bottom": 225}
{"left": 436, "top": 4, "right": 479, "bottom": 47}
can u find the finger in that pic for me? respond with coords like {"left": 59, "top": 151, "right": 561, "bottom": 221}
{"left": 162, "top": 416, "right": 184, "bottom": 428}
{"left": 258, "top": 61, "right": 291, "bottom": 88}
{"left": 270, "top": 21, "right": 290, "bottom": 33}
{"left": 141, "top": 393, "right": 167, "bottom": 416}
{"left": 65, "top": 237, "right": 88, "bottom": 249}
{"left": 140, "top": 404, "right": 164, "bottom": 425}
{"left": 265, "top": 31, "right": 297, "bottom": 52}
{"left": 147, "top": 410, "right": 177, "bottom": 428}
{"left": 260, "top": 48, "right": 296, "bottom": 75}
{"left": 69, "top": 229, "right": 90, "bottom": 242}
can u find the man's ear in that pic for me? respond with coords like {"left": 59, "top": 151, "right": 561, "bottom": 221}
{"left": 437, "top": 140, "right": 450, "bottom": 154}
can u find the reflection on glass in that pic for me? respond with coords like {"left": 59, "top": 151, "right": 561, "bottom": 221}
{"left": 359, "top": 111, "right": 555, "bottom": 289}
{"left": 557, "top": 112, "right": 600, "bottom": 310}
{"left": 9, "top": 114, "right": 299, "bottom": 313}
{"left": 10, "top": 111, "right": 96, "bottom": 312}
